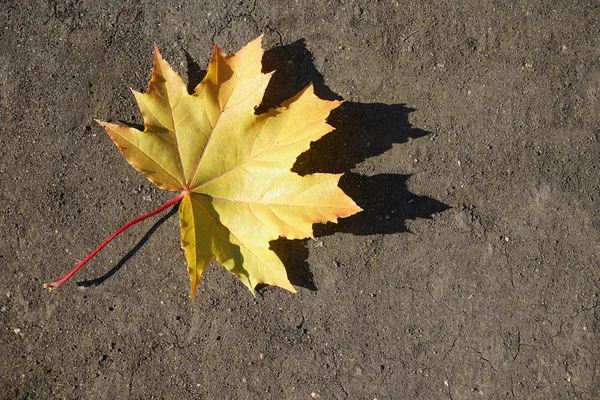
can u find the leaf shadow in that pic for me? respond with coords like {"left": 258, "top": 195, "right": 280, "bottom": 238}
{"left": 184, "top": 50, "right": 206, "bottom": 92}
{"left": 118, "top": 120, "right": 144, "bottom": 131}
{"left": 257, "top": 39, "right": 450, "bottom": 289}
{"left": 77, "top": 204, "right": 180, "bottom": 288}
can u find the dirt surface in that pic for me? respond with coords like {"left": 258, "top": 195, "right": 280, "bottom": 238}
{"left": 2, "top": 1, "right": 600, "bottom": 399}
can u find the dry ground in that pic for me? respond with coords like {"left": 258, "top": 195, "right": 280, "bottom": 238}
{"left": 1, "top": 1, "right": 599, "bottom": 399}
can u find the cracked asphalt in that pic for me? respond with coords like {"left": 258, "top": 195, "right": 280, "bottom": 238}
{"left": 1, "top": 1, "right": 599, "bottom": 399}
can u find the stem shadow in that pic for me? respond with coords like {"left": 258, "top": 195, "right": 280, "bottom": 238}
{"left": 77, "top": 204, "right": 179, "bottom": 288}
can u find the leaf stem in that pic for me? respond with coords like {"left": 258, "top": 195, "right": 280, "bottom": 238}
{"left": 44, "top": 191, "right": 188, "bottom": 290}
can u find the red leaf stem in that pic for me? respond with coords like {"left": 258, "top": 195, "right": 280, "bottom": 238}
{"left": 44, "top": 191, "right": 187, "bottom": 290}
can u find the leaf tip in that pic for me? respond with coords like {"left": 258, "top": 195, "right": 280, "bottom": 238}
{"left": 130, "top": 88, "right": 143, "bottom": 100}
{"left": 253, "top": 33, "right": 264, "bottom": 45}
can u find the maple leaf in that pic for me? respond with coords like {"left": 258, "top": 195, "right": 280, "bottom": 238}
{"left": 45, "top": 36, "right": 362, "bottom": 298}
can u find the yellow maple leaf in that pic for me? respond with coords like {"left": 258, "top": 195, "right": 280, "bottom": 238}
{"left": 46, "top": 36, "right": 362, "bottom": 298}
